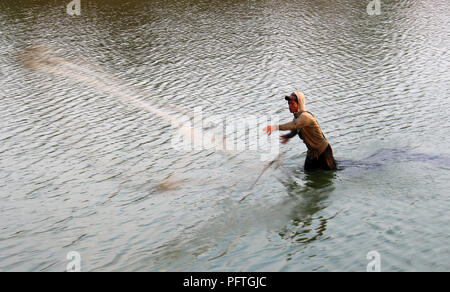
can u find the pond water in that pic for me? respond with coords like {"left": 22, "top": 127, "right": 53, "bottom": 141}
{"left": 0, "top": 0, "right": 449, "bottom": 271}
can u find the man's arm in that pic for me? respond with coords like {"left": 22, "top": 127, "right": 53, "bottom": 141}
{"left": 278, "top": 114, "right": 310, "bottom": 131}
{"left": 283, "top": 130, "right": 299, "bottom": 139}
{"left": 280, "top": 130, "right": 298, "bottom": 144}
{"left": 263, "top": 114, "right": 311, "bottom": 136}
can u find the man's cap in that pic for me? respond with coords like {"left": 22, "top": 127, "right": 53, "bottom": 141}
{"left": 285, "top": 92, "right": 298, "bottom": 102}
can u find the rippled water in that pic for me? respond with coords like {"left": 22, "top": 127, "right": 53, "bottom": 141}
{"left": 1, "top": 0, "right": 449, "bottom": 271}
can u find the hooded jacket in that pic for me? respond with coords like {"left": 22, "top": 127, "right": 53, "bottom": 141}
{"left": 278, "top": 92, "right": 329, "bottom": 158}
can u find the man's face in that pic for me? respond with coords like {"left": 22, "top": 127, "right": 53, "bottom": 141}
{"left": 288, "top": 100, "right": 298, "bottom": 113}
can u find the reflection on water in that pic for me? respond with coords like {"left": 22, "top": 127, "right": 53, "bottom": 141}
{"left": 279, "top": 170, "right": 336, "bottom": 244}
{"left": 338, "top": 149, "right": 450, "bottom": 171}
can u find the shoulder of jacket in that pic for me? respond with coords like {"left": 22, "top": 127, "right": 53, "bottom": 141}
{"left": 299, "top": 111, "right": 315, "bottom": 120}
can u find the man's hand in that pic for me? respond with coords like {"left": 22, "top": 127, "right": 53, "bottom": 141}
{"left": 263, "top": 125, "right": 278, "bottom": 136}
{"left": 280, "top": 134, "right": 290, "bottom": 144}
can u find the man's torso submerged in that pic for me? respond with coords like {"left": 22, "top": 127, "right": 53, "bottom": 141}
{"left": 294, "top": 111, "right": 329, "bottom": 158}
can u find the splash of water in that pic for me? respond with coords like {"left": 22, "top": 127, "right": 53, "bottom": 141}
{"left": 18, "top": 46, "right": 224, "bottom": 152}
{"left": 18, "top": 46, "right": 286, "bottom": 197}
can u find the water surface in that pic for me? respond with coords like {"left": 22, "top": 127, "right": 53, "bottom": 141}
{"left": 0, "top": 0, "right": 449, "bottom": 271}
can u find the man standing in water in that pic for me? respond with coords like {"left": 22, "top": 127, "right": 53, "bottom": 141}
{"left": 264, "top": 92, "right": 337, "bottom": 171}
